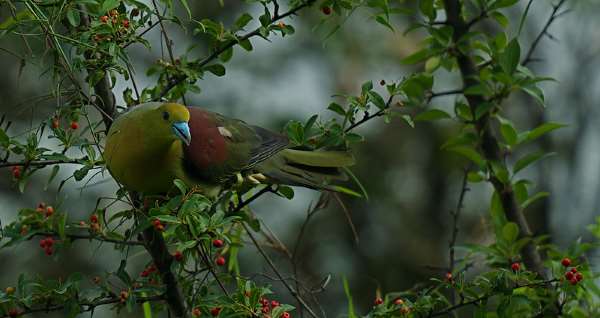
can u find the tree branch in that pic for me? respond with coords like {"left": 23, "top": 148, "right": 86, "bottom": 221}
{"left": 441, "top": 0, "right": 546, "bottom": 278}
{"left": 1, "top": 295, "right": 164, "bottom": 318}
{"left": 157, "top": 0, "right": 316, "bottom": 100}
{"left": 523, "top": 0, "right": 568, "bottom": 66}
{"left": 31, "top": 231, "right": 145, "bottom": 246}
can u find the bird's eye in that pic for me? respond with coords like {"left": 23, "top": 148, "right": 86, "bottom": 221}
{"left": 162, "top": 111, "right": 170, "bottom": 120}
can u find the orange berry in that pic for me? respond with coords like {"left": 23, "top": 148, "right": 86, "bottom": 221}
{"left": 70, "top": 121, "right": 78, "bottom": 129}
{"left": 394, "top": 298, "right": 404, "bottom": 305}
{"left": 192, "top": 308, "right": 201, "bottom": 317}
{"left": 45, "top": 206, "right": 54, "bottom": 217}
{"left": 100, "top": 15, "right": 109, "bottom": 23}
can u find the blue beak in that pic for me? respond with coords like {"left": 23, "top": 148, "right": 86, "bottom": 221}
{"left": 172, "top": 121, "right": 191, "bottom": 146}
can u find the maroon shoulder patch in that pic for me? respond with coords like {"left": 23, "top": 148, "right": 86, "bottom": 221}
{"left": 185, "top": 107, "right": 228, "bottom": 169}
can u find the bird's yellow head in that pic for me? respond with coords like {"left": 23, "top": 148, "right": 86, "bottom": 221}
{"left": 156, "top": 103, "right": 191, "bottom": 145}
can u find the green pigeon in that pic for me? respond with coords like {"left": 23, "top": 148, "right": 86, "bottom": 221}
{"left": 104, "top": 102, "right": 355, "bottom": 195}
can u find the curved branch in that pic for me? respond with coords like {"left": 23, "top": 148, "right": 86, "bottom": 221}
{"left": 1, "top": 295, "right": 164, "bottom": 318}
{"left": 523, "top": 0, "right": 568, "bottom": 66}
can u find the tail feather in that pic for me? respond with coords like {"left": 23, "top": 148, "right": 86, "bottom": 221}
{"left": 256, "top": 149, "right": 355, "bottom": 189}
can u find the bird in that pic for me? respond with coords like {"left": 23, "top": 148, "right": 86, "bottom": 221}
{"left": 103, "top": 102, "right": 355, "bottom": 196}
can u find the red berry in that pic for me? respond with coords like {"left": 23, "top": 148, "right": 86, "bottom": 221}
{"left": 51, "top": 118, "right": 59, "bottom": 129}
{"left": 70, "top": 121, "right": 79, "bottom": 129}
{"left": 321, "top": 6, "right": 331, "bottom": 15}
{"left": 155, "top": 224, "right": 165, "bottom": 232}
{"left": 141, "top": 270, "right": 149, "bottom": 277}
{"left": 173, "top": 250, "right": 183, "bottom": 262}
{"left": 374, "top": 297, "right": 383, "bottom": 305}
{"left": 561, "top": 258, "right": 571, "bottom": 267}
{"left": 571, "top": 267, "right": 578, "bottom": 273}
{"left": 11, "top": 166, "right": 21, "bottom": 179}
{"left": 100, "top": 15, "right": 109, "bottom": 23}
{"left": 212, "top": 239, "right": 224, "bottom": 248}
{"left": 153, "top": 219, "right": 162, "bottom": 226}
{"left": 570, "top": 277, "right": 578, "bottom": 285}
{"left": 215, "top": 256, "right": 226, "bottom": 266}
{"left": 261, "top": 306, "right": 270, "bottom": 314}
{"left": 270, "top": 300, "right": 279, "bottom": 308}
{"left": 282, "top": 312, "right": 291, "bottom": 318}
{"left": 575, "top": 272, "right": 583, "bottom": 281}
{"left": 565, "top": 271, "right": 574, "bottom": 280}
{"left": 122, "top": 19, "right": 130, "bottom": 28}
{"left": 511, "top": 262, "right": 521, "bottom": 272}
{"left": 90, "top": 214, "right": 99, "bottom": 223}
{"left": 45, "top": 206, "right": 54, "bottom": 217}
{"left": 8, "top": 308, "right": 19, "bottom": 317}
{"left": 210, "top": 307, "right": 221, "bottom": 316}
{"left": 445, "top": 272, "right": 453, "bottom": 281}
{"left": 260, "top": 298, "right": 269, "bottom": 306}
{"left": 394, "top": 298, "right": 404, "bottom": 305}
{"left": 192, "top": 308, "right": 201, "bottom": 317}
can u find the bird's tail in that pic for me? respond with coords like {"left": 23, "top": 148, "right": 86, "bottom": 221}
{"left": 257, "top": 148, "right": 356, "bottom": 191}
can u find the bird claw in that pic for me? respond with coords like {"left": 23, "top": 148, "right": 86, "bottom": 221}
{"left": 246, "top": 173, "right": 267, "bottom": 184}
{"left": 235, "top": 172, "right": 267, "bottom": 185}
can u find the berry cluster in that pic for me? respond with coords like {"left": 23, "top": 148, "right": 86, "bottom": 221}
{"left": 35, "top": 202, "right": 54, "bottom": 218}
{"left": 99, "top": 10, "right": 130, "bottom": 29}
{"left": 561, "top": 258, "right": 584, "bottom": 285}
{"left": 39, "top": 236, "right": 55, "bottom": 256}
{"left": 394, "top": 298, "right": 411, "bottom": 314}
{"left": 140, "top": 264, "right": 158, "bottom": 278}
{"left": 212, "top": 238, "right": 226, "bottom": 266}
{"left": 258, "top": 297, "right": 289, "bottom": 318}
{"left": 89, "top": 214, "right": 100, "bottom": 232}
{"left": 153, "top": 219, "right": 165, "bottom": 232}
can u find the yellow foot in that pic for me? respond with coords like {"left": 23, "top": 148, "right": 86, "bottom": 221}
{"left": 246, "top": 173, "right": 267, "bottom": 184}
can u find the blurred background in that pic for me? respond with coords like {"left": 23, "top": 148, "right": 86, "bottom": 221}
{"left": 1, "top": 0, "right": 599, "bottom": 317}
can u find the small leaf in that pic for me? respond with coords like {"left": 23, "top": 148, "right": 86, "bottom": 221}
{"left": 448, "top": 146, "right": 485, "bottom": 167}
{"left": 204, "top": 64, "right": 226, "bottom": 76}
{"left": 327, "top": 102, "right": 346, "bottom": 116}
{"left": 522, "top": 192, "right": 549, "bottom": 210}
{"left": 499, "top": 38, "right": 521, "bottom": 75}
{"left": 513, "top": 151, "right": 554, "bottom": 174}
{"left": 502, "top": 222, "right": 519, "bottom": 243}
{"left": 414, "top": 109, "right": 451, "bottom": 122}
{"left": 173, "top": 179, "right": 187, "bottom": 194}
{"left": 524, "top": 122, "right": 566, "bottom": 143}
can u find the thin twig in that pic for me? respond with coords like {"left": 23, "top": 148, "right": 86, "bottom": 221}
{"left": 447, "top": 168, "right": 470, "bottom": 305}
{"left": 31, "top": 231, "right": 145, "bottom": 246}
{"left": 242, "top": 222, "right": 320, "bottom": 318}
{"left": 523, "top": 0, "right": 568, "bottom": 65}
{"left": 156, "top": 0, "right": 316, "bottom": 100}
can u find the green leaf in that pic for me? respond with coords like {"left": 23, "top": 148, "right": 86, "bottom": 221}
{"left": 178, "top": 0, "right": 192, "bottom": 19}
{"left": 375, "top": 15, "right": 394, "bottom": 32}
{"left": 523, "top": 122, "right": 566, "bottom": 143}
{"left": 502, "top": 222, "right": 519, "bottom": 243}
{"left": 155, "top": 215, "right": 180, "bottom": 224}
{"left": 401, "top": 48, "right": 433, "bottom": 65}
{"left": 342, "top": 276, "right": 356, "bottom": 318}
{"left": 521, "top": 85, "right": 545, "bottom": 106}
{"left": 327, "top": 102, "right": 346, "bottom": 116}
{"left": 522, "top": 192, "right": 549, "bottom": 210}
{"left": 173, "top": 179, "right": 187, "bottom": 194}
{"left": 498, "top": 117, "right": 518, "bottom": 145}
{"left": 447, "top": 146, "right": 485, "bottom": 167}
{"left": 235, "top": 13, "right": 253, "bottom": 30}
{"left": 414, "top": 109, "right": 451, "bottom": 122}
{"left": 204, "top": 64, "right": 226, "bottom": 76}
{"left": 513, "top": 151, "right": 554, "bottom": 174}
{"left": 419, "top": 0, "right": 436, "bottom": 20}
{"left": 277, "top": 186, "right": 294, "bottom": 200}
{"left": 499, "top": 38, "right": 521, "bottom": 75}
{"left": 66, "top": 9, "right": 80, "bottom": 27}
{"left": 490, "top": 0, "right": 519, "bottom": 10}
